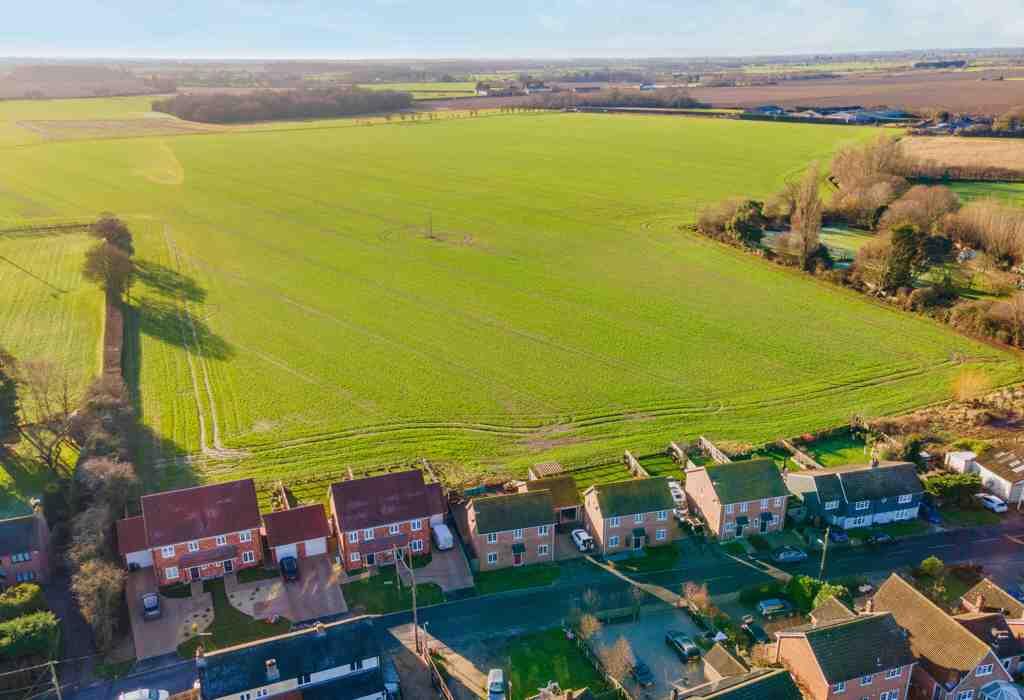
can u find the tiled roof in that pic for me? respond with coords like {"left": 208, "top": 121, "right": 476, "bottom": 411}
{"left": 141, "top": 479, "right": 262, "bottom": 548}
{"left": 0, "top": 514, "right": 43, "bottom": 556}
{"left": 810, "top": 596, "right": 855, "bottom": 624}
{"left": 705, "top": 459, "right": 788, "bottom": 504}
{"left": 262, "top": 505, "right": 329, "bottom": 548}
{"left": 704, "top": 642, "right": 746, "bottom": 678}
{"left": 471, "top": 491, "right": 555, "bottom": 534}
{"left": 826, "top": 462, "right": 924, "bottom": 502}
{"left": 783, "top": 613, "right": 915, "bottom": 683}
{"left": 330, "top": 470, "right": 438, "bottom": 531}
{"left": 976, "top": 447, "right": 1024, "bottom": 484}
{"left": 587, "top": 477, "right": 674, "bottom": 518}
{"left": 116, "top": 516, "right": 149, "bottom": 555}
{"left": 680, "top": 669, "right": 801, "bottom": 699}
{"left": 962, "top": 579, "right": 1024, "bottom": 618}
{"left": 872, "top": 574, "right": 992, "bottom": 686}
{"left": 531, "top": 462, "right": 565, "bottom": 478}
{"left": 954, "top": 612, "right": 1024, "bottom": 659}
{"left": 524, "top": 475, "right": 579, "bottom": 510}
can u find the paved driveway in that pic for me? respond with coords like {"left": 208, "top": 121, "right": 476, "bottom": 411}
{"left": 226, "top": 555, "right": 346, "bottom": 623}
{"left": 403, "top": 547, "right": 474, "bottom": 592}
{"left": 126, "top": 568, "right": 213, "bottom": 660}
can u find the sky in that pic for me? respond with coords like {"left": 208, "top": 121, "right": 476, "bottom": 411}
{"left": 4, "top": 0, "right": 1024, "bottom": 60}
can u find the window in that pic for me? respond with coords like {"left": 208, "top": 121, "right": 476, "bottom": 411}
{"left": 513, "top": 528, "right": 524, "bottom": 540}
{"left": 881, "top": 692, "right": 900, "bottom": 700}
{"left": 824, "top": 500, "right": 839, "bottom": 511}
{"left": 832, "top": 681, "right": 846, "bottom": 693}
{"left": 740, "top": 502, "right": 748, "bottom": 513}
{"left": 656, "top": 529, "right": 667, "bottom": 541}
{"left": 15, "top": 571, "right": 36, "bottom": 582}
{"left": 10, "top": 552, "right": 30, "bottom": 563}
{"left": 885, "top": 667, "right": 901, "bottom": 679}
{"left": 1003, "top": 658, "right": 1012, "bottom": 670}
{"left": 725, "top": 504, "right": 734, "bottom": 514}
{"left": 656, "top": 511, "right": 667, "bottom": 521}
{"left": 215, "top": 535, "right": 227, "bottom": 546}
{"left": 165, "top": 566, "right": 179, "bottom": 580}
{"left": 957, "top": 692, "right": 975, "bottom": 700}
{"left": 773, "top": 497, "right": 783, "bottom": 507}
{"left": 239, "top": 531, "right": 252, "bottom": 543}
{"left": 410, "top": 539, "right": 424, "bottom": 552}
{"left": 298, "top": 674, "right": 311, "bottom": 686}
{"left": 855, "top": 500, "right": 870, "bottom": 511}
{"left": 634, "top": 513, "right": 644, "bottom": 524}
{"left": 609, "top": 516, "right": 621, "bottom": 528}
{"left": 188, "top": 540, "right": 200, "bottom": 553}
{"left": 860, "top": 674, "right": 873, "bottom": 686}
{"left": 350, "top": 552, "right": 361, "bottom": 563}
{"left": 348, "top": 531, "right": 359, "bottom": 543}
{"left": 256, "top": 690, "right": 268, "bottom": 698}
{"left": 976, "top": 663, "right": 994, "bottom": 676}
{"left": 389, "top": 524, "right": 400, "bottom": 535}
{"left": 363, "top": 528, "right": 374, "bottom": 541}
{"left": 486, "top": 532, "right": 498, "bottom": 544}
{"left": 898, "top": 494, "right": 913, "bottom": 504}
{"left": 538, "top": 525, "right": 550, "bottom": 536}
{"left": 242, "top": 551, "right": 255, "bottom": 564}
{"left": 240, "top": 693, "right": 251, "bottom": 700}
{"left": 608, "top": 535, "right": 620, "bottom": 548}
{"left": 411, "top": 519, "right": 422, "bottom": 531}
{"left": 487, "top": 552, "right": 498, "bottom": 565}
{"left": 352, "top": 658, "right": 364, "bottom": 671}
{"left": 161, "top": 545, "right": 175, "bottom": 558}
{"left": 538, "top": 544, "right": 550, "bottom": 556}
{"left": 760, "top": 498, "right": 769, "bottom": 509}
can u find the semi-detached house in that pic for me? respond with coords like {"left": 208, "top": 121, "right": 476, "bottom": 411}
{"left": 582, "top": 477, "right": 676, "bottom": 555}
{"left": 683, "top": 458, "right": 788, "bottom": 540}
{"left": 466, "top": 490, "right": 556, "bottom": 570}
{"left": 785, "top": 461, "right": 924, "bottom": 530}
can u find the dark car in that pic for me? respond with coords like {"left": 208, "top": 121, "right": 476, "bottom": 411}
{"left": 866, "top": 532, "right": 895, "bottom": 547}
{"left": 770, "top": 546, "right": 808, "bottom": 564}
{"left": 740, "top": 615, "right": 769, "bottom": 644}
{"left": 631, "top": 660, "right": 655, "bottom": 687}
{"left": 280, "top": 556, "right": 300, "bottom": 582}
{"left": 665, "top": 630, "right": 701, "bottom": 661}
{"left": 919, "top": 501, "right": 942, "bottom": 524}
{"left": 829, "top": 529, "right": 850, "bottom": 544}
{"left": 141, "top": 593, "right": 161, "bottom": 621}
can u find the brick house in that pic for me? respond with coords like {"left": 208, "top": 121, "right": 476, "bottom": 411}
{"left": 683, "top": 458, "right": 788, "bottom": 539}
{"left": 872, "top": 574, "right": 1015, "bottom": 700}
{"left": 0, "top": 508, "right": 51, "bottom": 586}
{"left": 960, "top": 578, "right": 1024, "bottom": 620}
{"left": 774, "top": 611, "right": 916, "bottom": 700}
{"left": 116, "top": 479, "right": 264, "bottom": 586}
{"left": 672, "top": 668, "right": 802, "bottom": 699}
{"left": 262, "top": 505, "right": 329, "bottom": 564}
{"left": 786, "top": 462, "right": 924, "bottom": 530}
{"left": 581, "top": 477, "right": 676, "bottom": 555}
{"left": 466, "top": 491, "right": 556, "bottom": 570}
{"left": 329, "top": 470, "right": 444, "bottom": 571}
{"left": 954, "top": 612, "right": 1024, "bottom": 677}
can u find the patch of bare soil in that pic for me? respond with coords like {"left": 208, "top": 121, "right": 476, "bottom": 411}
{"left": 16, "top": 118, "right": 216, "bottom": 141}
{"left": 900, "top": 136, "right": 1024, "bottom": 174}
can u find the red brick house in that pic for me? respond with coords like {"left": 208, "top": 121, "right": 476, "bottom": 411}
{"left": 0, "top": 508, "right": 51, "bottom": 587}
{"left": 873, "top": 574, "right": 1015, "bottom": 700}
{"left": 581, "top": 477, "right": 676, "bottom": 555}
{"left": 116, "top": 479, "right": 264, "bottom": 586}
{"left": 262, "top": 505, "right": 330, "bottom": 564}
{"left": 465, "top": 491, "right": 556, "bottom": 570}
{"left": 683, "top": 459, "right": 788, "bottom": 540}
{"left": 774, "top": 608, "right": 915, "bottom": 700}
{"left": 329, "top": 470, "right": 444, "bottom": 571}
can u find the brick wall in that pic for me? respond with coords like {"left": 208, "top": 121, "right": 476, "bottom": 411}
{"left": 683, "top": 467, "right": 723, "bottom": 535}
{"left": 719, "top": 496, "right": 787, "bottom": 540}
{"left": 936, "top": 653, "right": 1011, "bottom": 699}
{"left": 776, "top": 635, "right": 912, "bottom": 700}
{"left": 582, "top": 499, "right": 674, "bottom": 555}
{"left": 152, "top": 528, "right": 262, "bottom": 586}
{"left": 335, "top": 518, "right": 431, "bottom": 571}
{"left": 470, "top": 522, "right": 555, "bottom": 571}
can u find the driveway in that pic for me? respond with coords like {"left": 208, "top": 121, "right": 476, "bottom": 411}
{"left": 556, "top": 530, "right": 587, "bottom": 560}
{"left": 126, "top": 568, "right": 213, "bottom": 660}
{"left": 403, "top": 548, "right": 474, "bottom": 593}
{"left": 226, "top": 555, "right": 346, "bottom": 623}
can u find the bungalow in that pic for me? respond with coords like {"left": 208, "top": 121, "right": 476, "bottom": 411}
{"left": 582, "top": 477, "right": 676, "bottom": 555}
{"left": 519, "top": 474, "right": 581, "bottom": 524}
{"left": 465, "top": 490, "right": 556, "bottom": 570}
{"left": 0, "top": 508, "right": 51, "bottom": 586}
{"left": 872, "top": 574, "right": 1015, "bottom": 700}
{"left": 946, "top": 448, "right": 1024, "bottom": 507}
{"left": 684, "top": 459, "right": 788, "bottom": 539}
{"left": 195, "top": 617, "right": 386, "bottom": 700}
{"left": 262, "top": 505, "right": 330, "bottom": 564}
{"left": 785, "top": 461, "right": 924, "bottom": 530}
{"left": 116, "top": 479, "right": 264, "bottom": 586}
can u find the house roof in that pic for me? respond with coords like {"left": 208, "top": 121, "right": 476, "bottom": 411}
{"left": 524, "top": 475, "right": 579, "bottom": 510}
{"left": 116, "top": 516, "right": 149, "bottom": 555}
{"left": 585, "top": 477, "right": 674, "bottom": 518}
{"left": 330, "top": 470, "right": 438, "bottom": 531}
{"left": 810, "top": 596, "right": 855, "bottom": 625}
{"left": 704, "top": 643, "right": 746, "bottom": 678}
{"left": 530, "top": 462, "right": 565, "bottom": 478}
{"left": 962, "top": 579, "right": 1024, "bottom": 619}
{"left": 141, "top": 479, "right": 262, "bottom": 548}
{"left": 679, "top": 669, "right": 801, "bottom": 699}
{"left": 872, "top": 574, "right": 993, "bottom": 685}
{"left": 782, "top": 613, "right": 915, "bottom": 683}
{"left": 0, "top": 514, "right": 43, "bottom": 556}
{"left": 792, "top": 462, "right": 923, "bottom": 504}
{"left": 262, "top": 505, "right": 329, "bottom": 548}
{"left": 954, "top": 612, "right": 1024, "bottom": 659}
{"left": 471, "top": 491, "right": 555, "bottom": 534}
{"left": 976, "top": 448, "right": 1024, "bottom": 485}
{"left": 425, "top": 482, "right": 446, "bottom": 517}
{"left": 704, "top": 459, "right": 788, "bottom": 504}
{"left": 297, "top": 669, "right": 387, "bottom": 700}
{"left": 198, "top": 617, "right": 381, "bottom": 699}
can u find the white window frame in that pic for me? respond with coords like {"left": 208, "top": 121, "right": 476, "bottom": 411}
{"left": 885, "top": 667, "right": 901, "bottom": 679}
{"left": 957, "top": 691, "right": 975, "bottom": 700}
{"left": 656, "top": 510, "right": 667, "bottom": 521}
{"left": 608, "top": 535, "right": 620, "bottom": 548}
{"left": 538, "top": 525, "right": 549, "bottom": 536}
{"left": 976, "top": 663, "right": 994, "bottom": 677}
{"left": 898, "top": 494, "right": 913, "bottom": 504}
{"left": 188, "top": 540, "right": 200, "bottom": 553}
{"left": 773, "top": 497, "right": 783, "bottom": 507}
{"left": 656, "top": 529, "right": 667, "bottom": 541}
{"left": 881, "top": 691, "right": 900, "bottom": 700}
{"left": 860, "top": 674, "right": 873, "bottom": 686}
{"left": 350, "top": 552, "right": 361, "bottom": 563}
{"left": 538, "top": 544, "right": 550, "bottom": 556}
{"left": 240, "top": 693, "right": 251, "bottom": 700}
{"left": 832, "top": 681, "right": 846, "bottom": 693}
{"left": 725, "top": 504, "right": 734, "bottom": 515}
{"left": 740, "top": 502, "right": 748, "bottom": 513}
{"left": 513, "top": 528, "right": 524, "bottom": 540}
{"left": 363, "top": 528, "right": 375, "bottom": 541}
{"left": 239, "top": 530, "right": 252, "bottom": 543}
{"left": 609, "top": 516, "right": 621, "bottom": 528}
{"left": 855, "top": 500, "right": 870, "bottom": 511}
{"left": 486, "top": 552, "right": 498, "bottom": 565}
{"left": 242, "top": 551, "right": 255, "bottom": 564}
{"left": 161, "top": 545, "right": 175, "bottom": 558}
{"left": 256, "top": 690, "right": 268, "bottom": 698}
{"left": 389, "top": 524, "right": 400, "bottom": 535}
{"left": 298, "top": 673, "right": 311, "bottom": 686}
{"left": 215, "top": 535, "right": 227, "bottom": 546}
{"left": 410, "top": 519, "right": 422, "bottom": 531}
{"left": 634, "top": 513, "right": 644, "bottom": 524}
{"left": 410, "top": 539, "right": 424, "bottom": 552}
{"left": 486, "top": 532, "right": 498, "bottom": 544}
{"left": 348, "top": 531, "right": 359, "bottom": 544}
{"left": 760, "top": 498, "right": 769, "bottom": 509}
{"left": 824, "top": 500, "right": 839, "bottom": 511}
{"left": 165, "top": 566, "right": 179, "bottom": 580}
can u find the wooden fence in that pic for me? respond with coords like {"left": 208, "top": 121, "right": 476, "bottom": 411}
{"left": 622, "top": 450, "right": 649, "bottom": 478}
{"left": 780, "top": 439, "right": 824, "bottom": 470}
{"left": 569, "top": 629, "right": 632, "bottom": 700}
{"left": 426, "top": 652, "right": 456, "bottom": 700}
{"left": 698, "top": 436, "right": 732, "bottom": 464}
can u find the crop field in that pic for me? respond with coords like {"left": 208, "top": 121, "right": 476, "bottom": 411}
{"left": 900, "top": 136, "right": 1024, "bottom": 175}
{"left": 359, "top": 82, "right": 477, "bottom": 100}
{"left": 1, "top": 102, "right": 1022, "bottom": 502}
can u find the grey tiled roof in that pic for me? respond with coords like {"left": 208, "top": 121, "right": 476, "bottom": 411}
{"left": 705, "top": 459, "right": 788, "bottom": 504}
{"left": 785, "top": 613, "right": 915, "bottom": 683}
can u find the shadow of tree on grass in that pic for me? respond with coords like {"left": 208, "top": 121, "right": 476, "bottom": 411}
{"left": 130, "top": 298, "right": 233, "bottom": 361}
{"left": 134, "top": 260, "right": 207, "bottom": 303}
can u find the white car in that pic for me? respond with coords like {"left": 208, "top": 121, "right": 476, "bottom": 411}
{"left": 571, "top": 528, "right": 595, "bottom": 552}
{"left": 118, "top": 691, "right": 169, "bottom": 700}
{"left": 975, "top": 493, "right": 1009, "bottom": 513}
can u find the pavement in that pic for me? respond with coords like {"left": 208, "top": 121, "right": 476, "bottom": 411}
{"left": 225, "top": 555, "right": 347, "bottom": 623}
{"left": 126, "top": 567, "right": 214, "bottom": 660}
{"left": 401, "top": 547, "right": 474, "bottom": 593}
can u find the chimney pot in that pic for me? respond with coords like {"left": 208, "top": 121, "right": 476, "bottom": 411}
{"left": 314, "top": 621, "right": 327, "bottom": 637}
{"left": 195, "top": 646, "right": 206, "bottom": 668}
{"left": 865, "top": 599, "right": 874, "bottom": 613}
{"left": 266, "top": 658, "right": 279, "bottom": 682}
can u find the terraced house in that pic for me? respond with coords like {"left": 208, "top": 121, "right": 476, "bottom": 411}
{"left": 330, "top": 470, "right": 445, "bottom": 572}
{"left": 683, "top": 458, "right": 789, "bottom": 539}
{"left": 582, "top": 477, "right": 676, "bottom": 555}
{"left": 465, "top": 490, "right": 556, "bottom": 570}
{"left": 116, "top": 479, "right": 264, "bottom": 586}
{"left": 785, "top": 461, "right": 924, "bottom": 530}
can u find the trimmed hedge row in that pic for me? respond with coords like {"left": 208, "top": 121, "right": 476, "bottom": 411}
{"left": 0, "top": 585, "right": 46, "bottom": 623}
{"left": 0, "top": 611, "right": 59, "bottom": 660}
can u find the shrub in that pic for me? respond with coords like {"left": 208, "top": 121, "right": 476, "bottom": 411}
{"left": 738, "top": 581, "right": 784, "bottom": 605}
{"left": 919, "top": 555, "right": 945, "bottom": 578}
{"left": 0, "top": 584, "right": 46, "bottom": 623}
{"left": 923, "top": 472, "right": 981, "bottom": 507}
{"left": 696, "top": 199, "right": 765, "bottom": 248}
{"left": 0, "top": 611, "right": 59, "bottom": 660}
{"left": 812, "top": 582, "right": 850, "bottom": 610}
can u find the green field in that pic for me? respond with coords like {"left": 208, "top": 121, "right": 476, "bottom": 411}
{"left": 1, "top": 103, "right": 1022, "bottom": 503}
{"left": 949, "top": 181, "right": 1024, "bottom": 207}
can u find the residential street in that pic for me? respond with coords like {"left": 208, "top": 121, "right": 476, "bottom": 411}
{"left": 67, "top": 520, "right": 1024, "bottom": 700}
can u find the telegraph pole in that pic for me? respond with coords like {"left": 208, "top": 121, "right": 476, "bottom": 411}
{"left": 819, "top": 526, "right": 830, "bottom": 580}
{"left": 394, "top": 546, "right": 420, "bottom": 655}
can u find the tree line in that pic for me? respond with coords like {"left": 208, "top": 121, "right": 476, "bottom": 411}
{"left": 152, "top": 86, "right": 413, "bottom": 124}
{"left": 529, "top": 87, "right": 704, "bottom": 110}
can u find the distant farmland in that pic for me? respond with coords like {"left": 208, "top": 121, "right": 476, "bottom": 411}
{"left": 1, "top": 104, "right": 1021, "bottom": 505}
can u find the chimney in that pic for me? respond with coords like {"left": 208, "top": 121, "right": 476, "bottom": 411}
{"left": 314, "top": 621, "right": 327, "bottom": 637}
{"left": 975, "top": 594, "right": 985, "bottom": 611}
{"left": 865, "top": 598, "right": 874, "bottom": 613}
{"left": 195, "top": 646, "right": 207, "bottom": 668}
{"left": 265, "top": 658, "right": 279, "bottom": 682}
{"left": 870, "top": 458, "right": 879, "bottom": 468}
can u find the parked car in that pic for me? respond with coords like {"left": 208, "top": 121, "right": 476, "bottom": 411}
{"left": 865, "top": 531, "right": 895, "bottom": 547}
{"left": 487, "top": 669, "right": 506, "bottom": 700}
{"left": 141, "top": 592, "right": 161, "bottom": 621}
{"left": 756, "top": 598, "right": 794, "bottom": 619}
{"left": 770, "top": 546, "right": 807, "bottom": 564}
{"left": 631, "top": 659, "right": 656, "bottom": 687}
{"left": 975, "top": 493, "right": 1009, "bottom": 513}
{"left": 665, "top": 630, "right": 701, "bottom": 661}
{"left": 740, "top": 615, "right": 770, "bottom": 644}
{"left": 279, "top": 556, "right": 300, "bottom": 582}
{"left": 828, "top": 528, "right": 849, "bottom": 544}
{"left": 919, "top": 500, "right": 942, "bottom": 524}
{"left": 571, "top": 528, "right": 595, "bottom": 552}
{"left": 118, "top": 691, "right": 169, "bottom": 700}
{"left": 432, "top": 522, "right": 455, "bottom": 550}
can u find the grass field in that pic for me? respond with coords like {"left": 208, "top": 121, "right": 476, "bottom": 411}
{"left": 1, "top": 102, "right": 1022, "bottom": 503}
{"left": 948, "top": 181, "right": 1024, "bottom": 206}
{"left": 359, "top": 82, "right": 477, "bottom": 100}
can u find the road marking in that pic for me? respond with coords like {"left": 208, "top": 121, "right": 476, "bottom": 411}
{"left": 975, "top": 537, "right": 1002, "bottom": 544}
{"left": 1006, "top": 535, "right": 1024, "bottom": 546}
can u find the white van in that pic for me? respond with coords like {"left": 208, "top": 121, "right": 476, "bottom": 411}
{"left": 431, "top": 523, "right": 454, "bottom": 551}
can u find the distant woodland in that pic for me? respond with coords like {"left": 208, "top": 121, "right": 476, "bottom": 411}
{"left": 152, "top": 86, "right": 413, "bottom": 123}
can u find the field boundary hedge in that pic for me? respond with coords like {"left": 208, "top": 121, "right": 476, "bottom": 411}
{"left": 102, "top": 292, "right": 125, "bottom": 380}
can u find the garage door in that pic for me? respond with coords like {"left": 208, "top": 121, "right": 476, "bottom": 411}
{"left": 304, "top": 538, "right": 327, "bottom": 556}
{"left": 276, "top": 543, "right": 298, "bottom": 560}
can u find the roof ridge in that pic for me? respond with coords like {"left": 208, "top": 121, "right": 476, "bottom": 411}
{"left": 880, "top": 575, "right": 991, "bottom": 658}
{"left": 141, "top": 477, "right": 254, "bottom": 501}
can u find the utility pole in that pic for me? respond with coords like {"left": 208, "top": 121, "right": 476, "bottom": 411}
{"left": 49, "top": 660, "right": 62, "bottom": 700}
{"left": 394, "top": 546, "right": 420, "bottom": 655}
{"left": 819, "top": 525, "right": 830, "bottom": 580}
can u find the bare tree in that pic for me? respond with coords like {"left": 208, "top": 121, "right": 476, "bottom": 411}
{"left": 78, "top": 457, "right": 138, "bottom": 516}
{"left": 582, "top": 588, "right": 602, "bottom": 612}
{"left": 630, "top": 585, "right": 645, "bottom": 621}
{"left": 599, "top": 637, "right": 635, "bottom": 681}
{"left": 15, "top": 360, "right": 76, "bottom": 475}
{"left": 993, "top": 293, "right": 1024, "bottom": 347}
{"left": 683, "top": 581, "right": 718, "bottom": 616}
{"left": 578, "top": 613, "right": 603, "bottom": 641}
{"left": 71, "top": 558, "right": 126, "bottom": 651}
{"left": 67, "top": 503, "right": 113, "bottom": 568}
{"left": 781, "top": 163, "right": 823, "bottom": 269}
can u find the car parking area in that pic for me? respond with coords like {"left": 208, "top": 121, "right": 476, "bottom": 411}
{"left": 126, "top": 567, "right": 213, "bottom": 660}
{"left": 402, "top": 546, "right": 474, "bottom": 592}
{"left": 227, "top": 554, "right": 346, "bottom": 623}
{"left": 556, "top": 529, "right": 589, "bottom": 560}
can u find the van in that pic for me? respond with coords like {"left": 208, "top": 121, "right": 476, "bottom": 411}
{"left": 431, "top": 523, "right": 454, "bottom": 551}
{"left": 756, "top": 598, "right": 793, "bottom": 619}
{"left": 487, "top": 669, "right": 506, "bottom": 700}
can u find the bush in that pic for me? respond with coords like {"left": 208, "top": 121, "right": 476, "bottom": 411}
{"left": 747, "top": 535, "right": 770, "bottom": 552}
{"left": 923, "top": 472, "right": 982, "bottom": 507}
{"left": 0, "top": 584, "right": 46, "bottom": 623}
{"left": 812, "top": 582, "right": 850, "bottom": 610}
{"left": 696, "top": 199, "right": 765, "bottom": 248}
{"left": 0, "top": 611, "right": 59, "bottom": 660}
{"left": 738, "top": 581, "right": 784, "bottom": 605}
{"left": 919, "top": 555, "right": 945, "bottom": 578}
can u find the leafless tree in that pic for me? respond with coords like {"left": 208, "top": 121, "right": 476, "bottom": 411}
{"left": 599, "top": 637, "right": 635, "bottom": 681}
{"left": 67, "top": 503, "right": 114, "bottom": 569}
{"left": 630, "top": 584, "right": 646, "bottom": 621}
{"left": 993, "top": 293, "right": 1024, "bottom": 347}
{"left": 15, "top": 360, "right": 76, "bottom": 476}
{"left": 781, "top": 163, "right": 823, "bottom": 269}
{"left": 582, "top": 588, "right": 602, "bottom": 612}
{"left": 578, "top": 613, "right": 603, "bottom": 641}
{"left": 71, "top": 558, "right": 125, "bottom": 651}
{"left": 78, "top": 457, "right": 138, "bottom": 517}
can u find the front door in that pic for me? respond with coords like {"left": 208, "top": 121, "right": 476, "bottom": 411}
{"left": 189, "top": 567, "right": 201, "bottom": 581}
{"left": 760, "top": 517, "right": 769, "bottom": 534}
{"left": 366, "top": 552, "right": 376, "bottom": 567}
{"left": 223, "top": 559, "right": 234, "bottom": 574}
{"left": 632, "top": 536, "right": 643, "bottom": 550}
{"left": 513, "top": 552, "right": 524, "bottom": 566}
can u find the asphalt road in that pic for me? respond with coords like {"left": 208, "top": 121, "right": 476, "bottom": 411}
{"left": 68, "top": 521, "right": 1024, "bottom": 700}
